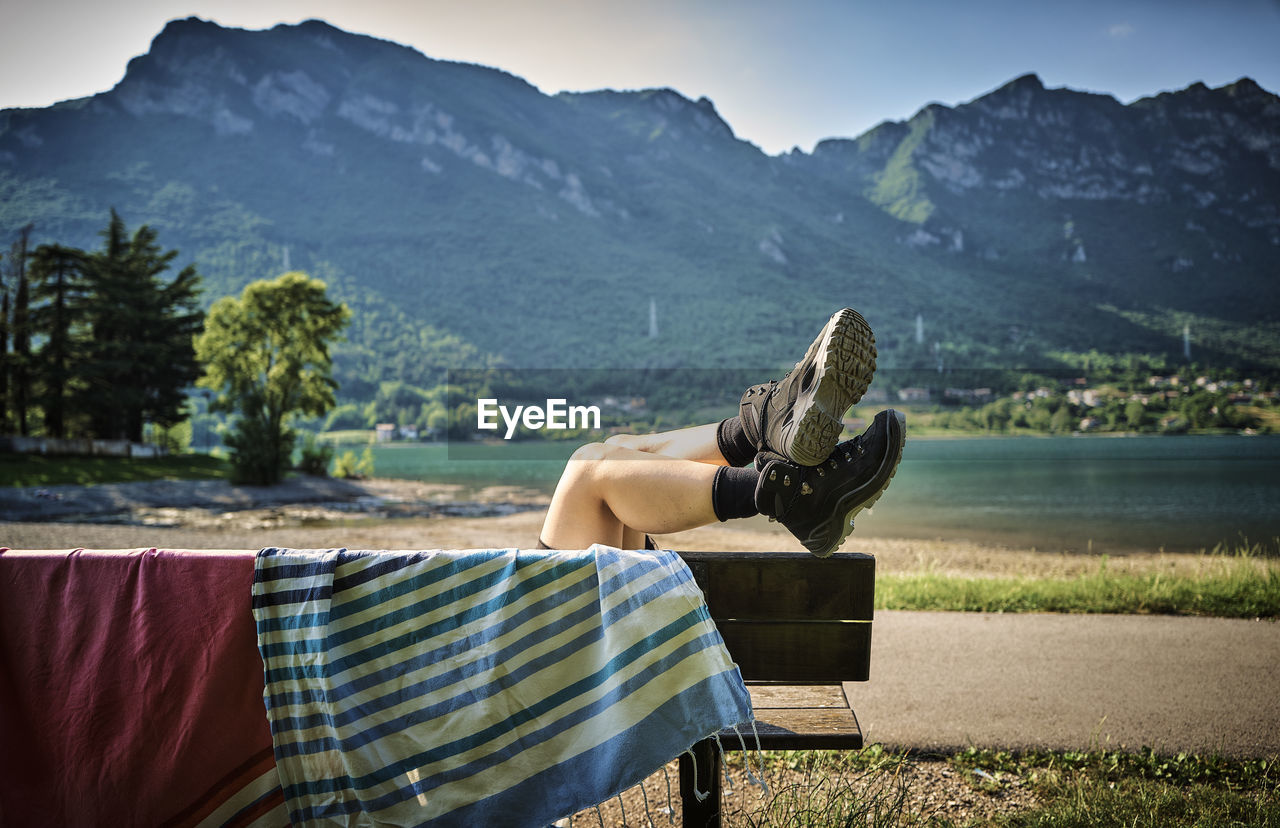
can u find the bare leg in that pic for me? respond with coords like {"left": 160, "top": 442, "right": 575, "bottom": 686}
{"left": 619, "top": 524, "right": 648, "bottom": 551}
{"left": 540, "top": 441, "right": 721, "bottom": 549}
{"left": 604, "top": 422, "right": 728, "bottom": 465}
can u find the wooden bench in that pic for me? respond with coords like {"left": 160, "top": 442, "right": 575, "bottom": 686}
{"left": 675, "top": 549, "right": 876, "bottom": 828}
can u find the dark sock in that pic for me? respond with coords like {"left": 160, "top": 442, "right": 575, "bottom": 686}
{"left": 711, "top": 465, "right": 760, "bottom": 522}
{"left": 716, "top": 417, "right": 757, "bottom": 467}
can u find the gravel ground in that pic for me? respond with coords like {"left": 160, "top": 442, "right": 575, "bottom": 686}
{"left": 566, "top": 755, "right": 1040, "bottom": 826}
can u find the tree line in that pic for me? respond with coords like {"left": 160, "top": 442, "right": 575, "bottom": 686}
{"left": 0, "top": 212, "right": 203, "bottom": 443}
{"left": 2, "top": 214, "right": 350, "bottom": 485}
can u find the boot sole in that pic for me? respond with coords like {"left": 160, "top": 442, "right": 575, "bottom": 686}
{"left": 805, "top": 409, "right": 906, "bottom": 558}
{"left": 782, "top": 308, "right": 878, "bottom": 466}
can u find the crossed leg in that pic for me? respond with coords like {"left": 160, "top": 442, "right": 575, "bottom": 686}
{"left": 536, "top": 307, "right": 889, "bottom": 553}
{"left": 539, "top": 423, "right": 732, "bottom": 549}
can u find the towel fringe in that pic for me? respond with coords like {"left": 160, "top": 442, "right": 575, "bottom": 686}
{"left": 684, "top": 748, "right": 711, "bottom": 802}
{"left": 637, "top": 774, "right": 655, "bottom": 827}
{"left": 661, "top": 761, "right": 676, "bottom": 824}
{"left": 735, "top": 720, "right": 771, "bottom": 797}
{"left": 713, "top": 731, "right": 734, "bottom": 792}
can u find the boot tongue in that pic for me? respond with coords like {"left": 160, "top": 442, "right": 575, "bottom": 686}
{"left": 753, "top": 483, "right": 787, "bottom": 520}
{"left": 752, "top": 455, "right": 788, "bottom": 517}
{"left": 754, "top": 450, "right": 785, "bottom": 471}
{"left": 738, "top": 380, "right": 777, "bottom": 448}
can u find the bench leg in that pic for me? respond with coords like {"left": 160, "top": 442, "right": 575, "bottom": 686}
{"left": 678, "top": 738, "right": 722, "bottom": 828}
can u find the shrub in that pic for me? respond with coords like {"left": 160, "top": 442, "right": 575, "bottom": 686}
{"left": 225, "top": 415, "right": 294, "bottom": 485}
{"left": 297, "top": 433, "right": 334, "bottom": 477}
{"left": 333, "top": 446, "right": 375, "bottom": 479}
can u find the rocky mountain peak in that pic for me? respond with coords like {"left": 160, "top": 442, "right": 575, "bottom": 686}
{"left": 3, "top": 18, "right": 1278, "bottom": 376}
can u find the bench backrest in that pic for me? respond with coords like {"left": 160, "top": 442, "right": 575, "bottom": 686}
{"left": 676, "top": 550, "right": 875, "bottom": 683}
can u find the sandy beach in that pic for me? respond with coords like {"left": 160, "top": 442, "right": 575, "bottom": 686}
{"left": 0, "top": 475, "right": 1240, "bottom": 580}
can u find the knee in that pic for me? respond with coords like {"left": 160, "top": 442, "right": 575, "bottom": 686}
{"left": 567, "top": 440, "right": 618, "bottom": 466}
{"left": 604, "top": 433, "right": 643, "bottom": 451}
{"left": 559, "top": 441, "right": 620, "bottom": 492}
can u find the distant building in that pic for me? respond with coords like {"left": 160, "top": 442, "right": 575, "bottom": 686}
{"left": 944, "top": 387, "right": 994, "bottom": 403}
{"left": 861, "top": 387, "right": 890, "bottom": 403}
{"left": 375, "top": 423, "right": 396, "bottom": 442}
{"left": 897, "top": 387, "right": 931, "bottom": 403}
{"left": 842, "top": 416, "right": 867, "bottom": 434}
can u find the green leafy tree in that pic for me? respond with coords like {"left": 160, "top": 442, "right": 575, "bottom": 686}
{"left": 1049, "top": 403, "right": 1075, "bottom": 434}
{"left": 297, "top": 433, "right": 335, "bottom": 477}
{"left": 322, "top": 402, "right": 368, "bottom": 432}
{"left": 144, "top": 419, "right": 192, "bottom": 454}
{"left": 195, "top": 271, "right": 351, "bottom": 485}
{"left": 1124, "top": 400, "right": 1147, "bottom": 431}
{"left": 80, "top": 211, "right": 204, "bottom": 442}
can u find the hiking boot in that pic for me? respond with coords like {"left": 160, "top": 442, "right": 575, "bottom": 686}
{"left": 739, "top": 307, "right": 877, "bottom": 466}
{"left": 755, "top": 409, "right": 906, "bottom": 558}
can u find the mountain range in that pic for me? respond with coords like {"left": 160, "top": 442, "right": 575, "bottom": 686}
{"left": 2, "top": 17, "right": 1278, "bottom": 398}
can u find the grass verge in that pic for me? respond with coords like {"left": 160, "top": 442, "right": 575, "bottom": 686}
{"left": 720, "top": 746, "right": 1280, "bottom": 827}
{"left": 876, "top": 553, "right": 1280, "bottom": 618}
{"left": 955, "top": 747, "right": 1280, "bottom": 828}
{"left": 0, "top": 453, "right": 230, "bottom": 487}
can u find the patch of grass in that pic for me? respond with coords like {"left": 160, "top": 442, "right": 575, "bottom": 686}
{"left": 0, "top": 452, "right": 230, "bottom": 487}
{"left": 877, "top": 555, "right": 1280, "bottom": 618}
{"left": 952, "top": 748, "right": 1280, "bottom": 828}
{"left": 316, "top": 429, "right": 377, "bottom": 445}
{"left": 952, "top": 746, "right": 1278, "bottom": 793}
{"left": 1006, "top": 776, "right": 1280, "bottom": 828}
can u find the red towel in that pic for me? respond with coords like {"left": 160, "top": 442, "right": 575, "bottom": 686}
{"left": 0, "top": 548, "right": 285, "bottom": 827}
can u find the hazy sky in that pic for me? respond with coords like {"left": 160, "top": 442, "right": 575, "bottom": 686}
{"left": 4, "top": 0, "right": 1279, "bottom": 155}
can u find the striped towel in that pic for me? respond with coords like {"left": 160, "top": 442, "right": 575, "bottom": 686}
{"left": 253, "top": 545, "right": 753, "bottom": 827}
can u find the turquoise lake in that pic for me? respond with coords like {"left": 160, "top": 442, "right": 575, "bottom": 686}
{"left": 368, "top": 435, "right": 1280, "bottom": 554}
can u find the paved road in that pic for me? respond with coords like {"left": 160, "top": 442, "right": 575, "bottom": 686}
{"left": 846, "top": 611, "right": 1280, "bottom": 757}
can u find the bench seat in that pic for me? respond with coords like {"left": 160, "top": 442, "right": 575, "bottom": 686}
{"left": 732, "top": 684, "right": 863, "bottom": 750}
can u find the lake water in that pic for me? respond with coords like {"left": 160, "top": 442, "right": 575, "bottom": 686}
{"left": 369, "top": 435, "right": 1280, "bottom": 554}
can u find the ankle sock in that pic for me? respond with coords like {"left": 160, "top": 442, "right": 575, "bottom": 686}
{"left": 711, "top": 465, "right": 760, "bottom": 522}
{"left": 716, "top": 416, "right": 757, "bottom": 467}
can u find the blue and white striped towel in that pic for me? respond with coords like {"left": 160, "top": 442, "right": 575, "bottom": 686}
{"left": 252, "top": 545, "right": 753, "bottom": 827}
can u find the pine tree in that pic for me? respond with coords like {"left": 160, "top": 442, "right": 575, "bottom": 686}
{"left": 0, "top": 250, "right": 8, "bottom": 434}
{"left": 11, "top": 225, "right": 33, "bottom": 436}
{"left": 28, "top": 244, "right": 89, "bottom": 439}
{"left": 80, "top": 211, "right": 203, "bottom": 442}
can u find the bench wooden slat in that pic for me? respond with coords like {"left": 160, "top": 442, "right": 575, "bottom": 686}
{"left": 715, "top": 620, "right": 871, "bottom": 682}
{"left": 746, "top": 683, "right": 847, "bottom": 708}
{"left": 719, "top": 684, "right": 863, "bottom": 751}
{"left": 677, "top": 550, "right": 875, "bottom": 621}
